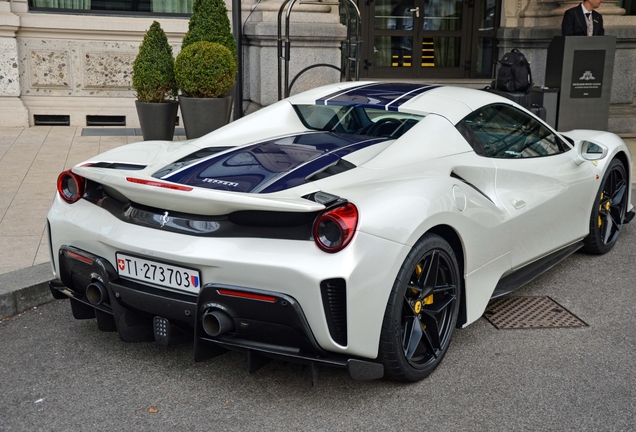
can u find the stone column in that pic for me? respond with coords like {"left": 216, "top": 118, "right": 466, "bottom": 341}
{"left": 516, "top": 0, "right": 626, "bottom": 28}
{"left": 519, "top": 0, "right": 560, "bottom": 22}
{"left": 0, "top": 0, "right": 28, "bottom": 127}
{"left": 242, "top": 0, "right": 347, "bottom": 109}
{"left": 551, "top": 1, "right": 625, "bottom": 18}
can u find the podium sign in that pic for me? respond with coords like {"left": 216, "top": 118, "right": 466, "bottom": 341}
{"left": 545, "top": 36, "right": 616, "bottom": 131}
{"left": 570, "top": 50, "right": 605, "bottom": 98}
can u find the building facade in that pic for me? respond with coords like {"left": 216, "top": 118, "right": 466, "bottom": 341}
{"left": 1, "top": 0, "right": 635, "bottom": 133}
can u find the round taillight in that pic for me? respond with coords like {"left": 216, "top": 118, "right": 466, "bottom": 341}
{"left": 57, "top": 170, "right": 85, "bottom": 204}
{"left": 313, "top": 202, "right": 358, "bottom": 253}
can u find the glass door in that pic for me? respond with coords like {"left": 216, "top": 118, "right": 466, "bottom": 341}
{"left": 467, "top": 0, "right": 500, "bottom": 78}
{"left": 359, "top": 0, "right": 500, "bottom": 79}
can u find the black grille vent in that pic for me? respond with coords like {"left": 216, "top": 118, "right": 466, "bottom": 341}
{"left": 86, "top": 115, "right": 126, "bottom": 126}
{"left": 320, "top": 278, "right": 347, "bottom": 346}
{"left": 34, "top": 115, "right": 70, "bottom": 126}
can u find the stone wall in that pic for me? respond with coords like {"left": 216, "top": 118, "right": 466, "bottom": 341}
{"left": 19, "top": 41, "right": 139, "bottom": 98}
{"left": 0, "top": 0, "right": 346, "bottom": 127}
{"left": 0, "top": 1, "right": 28, "bottom": 126}
{"left": 243, "top": 1, "right": 346, "bottom": 108}
{"left": 4, "top": 0, "right": 191, "bottom": 127}
{"left": 0, "top": 38, "right": 20, "bottom": 96}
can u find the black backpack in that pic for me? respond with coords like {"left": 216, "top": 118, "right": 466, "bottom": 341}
{"left": 495, "top": 49, "right": 533, "bottom": 93}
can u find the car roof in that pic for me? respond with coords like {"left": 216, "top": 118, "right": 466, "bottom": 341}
{"left": 286, "top": 81, "right": 511, "bottom": 125}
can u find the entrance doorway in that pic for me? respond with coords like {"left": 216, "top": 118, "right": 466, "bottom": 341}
{"left": 359, "top": 0, "right": 500, "bottom": 79}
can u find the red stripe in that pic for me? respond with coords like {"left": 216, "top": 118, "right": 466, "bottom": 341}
{"left": 217, "top": 289, "right": 277, "bottom": 303}
{"left": 65, "top": 250, "right": 94, "bottom": 265}
{"left": 126, "top": 177, "right": 193, "bottom": 191}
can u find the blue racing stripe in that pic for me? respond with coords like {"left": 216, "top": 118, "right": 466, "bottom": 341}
{"left": 316, "top": 83, "right": 438, "bottom": 111}
{"left": 159, "top": 132, "right": 388, "bottom": 194}
{"left": 259, "top": 138, "right": 387, "bottom": 193}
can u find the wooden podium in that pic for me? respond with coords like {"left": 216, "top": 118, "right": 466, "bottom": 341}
{"left": 544, "top": 36, "right": 616, "bottom": 132}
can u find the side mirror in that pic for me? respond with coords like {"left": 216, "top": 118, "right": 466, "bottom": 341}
{"left": 574, "top": 140, "right": 608, "bottom": 165}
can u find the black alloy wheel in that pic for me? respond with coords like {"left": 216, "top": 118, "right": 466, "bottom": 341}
{"left": 379, "top": 233, "right": 461, "bottom": 382}
{"left": 583, "top": 158, "right": 628, "bottom": 254}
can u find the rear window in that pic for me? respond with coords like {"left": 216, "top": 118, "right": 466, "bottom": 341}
{"left": 294, "top": 105, "right": 424, "bottom": 139}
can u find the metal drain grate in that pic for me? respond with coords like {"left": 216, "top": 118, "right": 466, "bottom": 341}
{"left": 484, "top": 296, "right": 587, "bottom": 329}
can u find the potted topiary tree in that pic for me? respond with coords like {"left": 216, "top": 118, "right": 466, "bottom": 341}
{"left": 175, "top": 41, "right": 237, "bottom": 139}
{"left": 132, "top": 21, "right": 178, "bottom": 141}
{"left": 176, "top": 0, "right": 237, "bottom": 139}
{"left": 182, "top": 0, "right": 236, "bottom": 55}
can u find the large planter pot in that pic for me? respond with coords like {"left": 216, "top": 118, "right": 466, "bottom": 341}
{"left": 135, "top": 100, "right": 179, "bottom": 141}
{"left": 178, "top": 94, "right": 232, "bottom": 140}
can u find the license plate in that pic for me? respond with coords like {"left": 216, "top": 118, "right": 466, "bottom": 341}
{"left": 116, "top": 253, "right": 201, "bottom": 293}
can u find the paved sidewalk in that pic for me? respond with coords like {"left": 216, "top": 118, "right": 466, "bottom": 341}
{"left": 0, "top": 127, "right": 186, "bottom": 275}
{"left": 0, "top": 126, "right": 635, "bottom": 318}
{"left": 0, "top": 127, "right": 187, "bottom": 318}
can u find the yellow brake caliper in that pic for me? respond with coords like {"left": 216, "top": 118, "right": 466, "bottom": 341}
{"left": 598, "top": 192, "right": 604, "bottom": 228}
{"left": 414, "top": 264, "right": 434, "bottom": 310}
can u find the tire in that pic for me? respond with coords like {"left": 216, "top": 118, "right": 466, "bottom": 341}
{"left": 583, "top": 158, "right": 628, "bottom": 254}
{"left": 378, "top": 233, "right": 461, "bottom": 382}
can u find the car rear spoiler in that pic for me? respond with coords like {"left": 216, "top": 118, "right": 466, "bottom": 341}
{"left": 73, "top": 167, "right": 325, "bottom": 215}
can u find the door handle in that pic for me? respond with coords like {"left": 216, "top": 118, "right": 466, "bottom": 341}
{"left": 409, "top": 7, "right": 420, "bottom": 17}
{"left": 511, "top": 199, "right": 526, "bottom": 209}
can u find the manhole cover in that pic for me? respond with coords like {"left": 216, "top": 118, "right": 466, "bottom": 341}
{"left": 484, "top": 296, "right": 587, "bottom": 329}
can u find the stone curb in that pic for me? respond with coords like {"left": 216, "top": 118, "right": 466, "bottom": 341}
{"left": 0, "top": 263, "right": 55, "bottom": 320}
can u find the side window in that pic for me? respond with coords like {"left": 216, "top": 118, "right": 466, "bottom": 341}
{"left": 295, "top": 105, "right": 347, "bottom": 131}
{"left": 294, "top": 105, "right": 423, "bottom": 137}
{"left": 458, "top": 104, "right": 566, "bottom": 158}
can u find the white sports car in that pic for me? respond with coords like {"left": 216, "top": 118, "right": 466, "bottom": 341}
{"left": 48, "top": 82, "right": 634, "bottom": 382}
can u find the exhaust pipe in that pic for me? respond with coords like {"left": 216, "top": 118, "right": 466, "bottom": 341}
{"left": 202, "top": 309, "right": 235, "bottom": 337}
{"left": 86, "top": 281, "right": 108, "bottom": 306}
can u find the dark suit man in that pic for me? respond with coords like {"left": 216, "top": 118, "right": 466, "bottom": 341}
{"left": 562, "top": 0, "right": 605, "bottom": 36}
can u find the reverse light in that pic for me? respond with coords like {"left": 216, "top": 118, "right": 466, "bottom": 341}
{"left": 313, "top": 202, "right": 358, "bottom": 253}
{"left": 57, "top": 170, "right": 85, "bottom": 204}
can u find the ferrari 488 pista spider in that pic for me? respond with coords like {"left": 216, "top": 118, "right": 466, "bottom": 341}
{"left": 48, "top": 82, "right": 634, "bottom": 382}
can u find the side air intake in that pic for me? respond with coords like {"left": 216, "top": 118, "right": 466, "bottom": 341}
{"left": 320, "top": 278, "right": 347, "bottom": 346}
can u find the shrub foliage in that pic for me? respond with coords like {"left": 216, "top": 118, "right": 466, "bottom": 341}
{"left": 132, "top": 21, "right": 176, "bottom": 103}
{"left": 182, "top": 0, "right": 236, "bottom": 57}
{"left": 175, "top": 41, "right": 237, "bottom": 98}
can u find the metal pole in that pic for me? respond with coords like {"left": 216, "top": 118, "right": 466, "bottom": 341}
{"left": 232, "top": 0, "right": 244, "bottom": 119}
{"left": 284, "top": 0, "right": 300, "bottom": 98}
{"left": 277, "top": 0, "right": 293, "bottom": 100}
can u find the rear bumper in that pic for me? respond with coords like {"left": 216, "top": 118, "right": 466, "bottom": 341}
{"left": 51, "top": 245, "right": 384, "bottom": 380}
{"left": 47, "top": 195, "right": 410, "bottom": 359}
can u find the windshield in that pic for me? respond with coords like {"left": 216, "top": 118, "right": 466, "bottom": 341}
{"left": 294, "top": 104, "right": 424, "bottom": 139}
